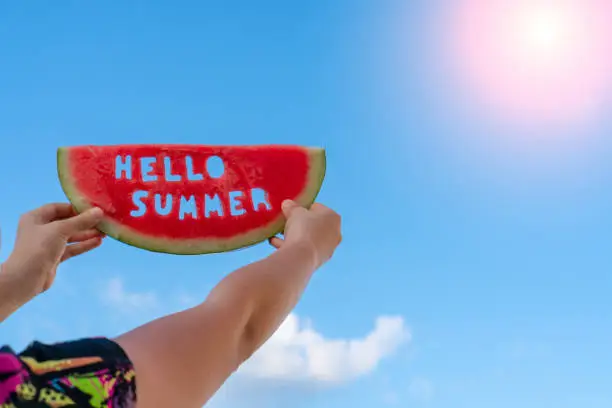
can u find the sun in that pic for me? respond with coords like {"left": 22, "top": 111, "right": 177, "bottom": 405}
{"left": 446, "top": 0, "right": 612, "bottom": 123}
{"left": 522, "top": 8, "right": 568, "bottom": 52}
{"left": 515, "top": 5, "right": 577, "bottom": 65}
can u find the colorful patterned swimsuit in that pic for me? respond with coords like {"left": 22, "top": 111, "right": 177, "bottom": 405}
{"left": 0, "top": 338, "right": 136, "bottom": 408}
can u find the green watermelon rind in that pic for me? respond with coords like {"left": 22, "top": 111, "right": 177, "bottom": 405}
{"left": 57, "top": 146, "right": 326, "bottom": 255}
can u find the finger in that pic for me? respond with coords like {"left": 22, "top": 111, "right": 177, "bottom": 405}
{"left": 310, "top": 202, "right": 332, "bottom": 213}
{"left": 68, "top": 228, "right": 105, "bottom": 243}
{"left": 30, "top": 203, "right": 76, "bottom": 223}
{"left": 281, "top": 200, "right": 303, "bottom": 218}
{"left": 58, "top": 207, "right": 104, "bottom": 235}
{"left": 268, "top": 236, "right": 284, "bottom": 249}
{"left": 61, "top": 236, "right": 103, "bottom": 262}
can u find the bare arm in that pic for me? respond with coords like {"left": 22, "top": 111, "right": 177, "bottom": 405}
{"left": 0, "top": 263, "right": 36, "bottom": 322}
{"left": 115, "top": 201, "right": 341, "bottom": 408}
{"left": 207, "top": 240, "right": 317, "bottom": 359}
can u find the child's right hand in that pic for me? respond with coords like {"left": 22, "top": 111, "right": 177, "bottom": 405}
{"left": 269, "top": 200, "right": 342, "bottom": 268}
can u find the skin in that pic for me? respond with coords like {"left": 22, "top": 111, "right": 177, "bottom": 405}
{"left": 0, "top": 199, "right": 342, "bottom": 408}
{"left": 0, "top": 203, "right": 105, "bottom": 322}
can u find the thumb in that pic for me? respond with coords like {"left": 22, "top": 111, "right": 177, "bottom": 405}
{"left": 59, "top": 207, "right": 104, "bottom": 235}
{"left": 281, "top": 200, "right": 302, "bottom": 218}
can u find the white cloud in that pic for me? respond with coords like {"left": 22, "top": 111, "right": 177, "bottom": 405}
{"left": 103, "top": 277, "right": 159, "bottom": 311}
{"left": 408, "top": 377, "right": 435, "bottom": 402}
{"left": 239, "top": 313, "right": 410, "bottom": 384}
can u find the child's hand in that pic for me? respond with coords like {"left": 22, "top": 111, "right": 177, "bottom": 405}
{"left": 269, "top": 200, "right": 342, "bottom": 267}
{"left": 3, "top": 203, "right": 105, "bottom": 296}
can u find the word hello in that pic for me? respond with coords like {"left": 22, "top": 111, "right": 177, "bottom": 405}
{"left": 115, "top": 155, "right": 272, "bottom": 219}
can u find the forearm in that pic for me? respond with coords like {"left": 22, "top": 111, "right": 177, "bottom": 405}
{"left": 206, "top": 242, "right": 318, "bottom": 360}
{"left": 0, "top": 262, "right": 36, "bottom": 323}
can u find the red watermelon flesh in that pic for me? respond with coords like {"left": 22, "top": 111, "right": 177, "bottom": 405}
{"left": 57, "top": 145, "right": 326, "bottom": 255}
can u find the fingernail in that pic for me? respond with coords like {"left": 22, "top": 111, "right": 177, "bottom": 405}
{"left": 281, "top": 200, "right": 294, "bottom": 209}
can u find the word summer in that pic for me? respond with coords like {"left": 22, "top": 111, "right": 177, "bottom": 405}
{"left": 115, "top": 155, "right": 272, "bottom": 219}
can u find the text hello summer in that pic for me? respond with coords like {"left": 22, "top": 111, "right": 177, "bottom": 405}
{"left": 115, "top": 155, "right": 273, "bottom": 220}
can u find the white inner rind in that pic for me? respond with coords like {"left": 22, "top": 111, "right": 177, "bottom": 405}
{"left": 57, "top": 147, "right": 326, "bottom": 255}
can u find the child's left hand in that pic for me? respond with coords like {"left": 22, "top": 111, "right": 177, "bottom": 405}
{"left": 3, "top": 203, "right": 105, "bottom": 296}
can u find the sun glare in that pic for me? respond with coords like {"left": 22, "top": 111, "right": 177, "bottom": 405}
{"left": 446, "top": 0, "right": 612, "bottom": 123}
{"left": 523, "top": 8, "right": 568, "bottom": 52}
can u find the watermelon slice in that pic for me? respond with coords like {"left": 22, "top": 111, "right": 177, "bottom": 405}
{"left": 57, "top": 145, "right": 326, "bottom": 255}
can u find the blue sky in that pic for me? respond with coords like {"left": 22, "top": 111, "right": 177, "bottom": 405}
{"left": 1, "top": 1, "right": 612, "bottom": 407}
